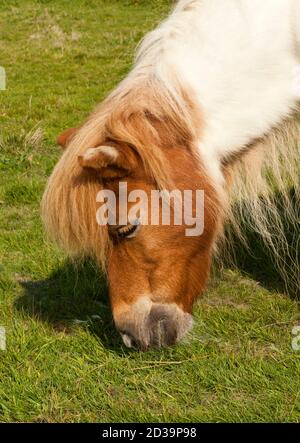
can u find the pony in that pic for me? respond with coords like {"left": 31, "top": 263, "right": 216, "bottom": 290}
{"left": 42, "top": 0, "right": 300, "bottom": 350}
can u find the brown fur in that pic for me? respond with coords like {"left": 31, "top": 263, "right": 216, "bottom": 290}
{"left": 42, "top": 77, "right": 224, "bottom": 348}
{"left": 105, "top": 144, "right": 221, "bottom": 315}
{"left": 57, "top": 127, "right": 78, "bottom": 148}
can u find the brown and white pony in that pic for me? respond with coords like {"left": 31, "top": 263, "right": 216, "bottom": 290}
{"left": 42, "top": 0, "right": 300, "bottom": 350}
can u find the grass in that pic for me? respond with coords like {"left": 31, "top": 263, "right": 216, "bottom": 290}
{"left": 0, "top": 0, "right": 300, "bottom": 423}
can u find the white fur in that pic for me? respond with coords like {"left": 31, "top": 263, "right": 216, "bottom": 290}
{"left": 83, "top": 146, "right": 118, "bottom": 162}
{"left": 135, "top": 0, "right": 300, "bottom": 184}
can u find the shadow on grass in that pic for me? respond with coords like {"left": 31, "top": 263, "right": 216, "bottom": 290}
{"left": 223, "top": 188, "right": 300, "bottom": 299}
{"left": 15, "top": 259, "right": 126, "bottom": 353}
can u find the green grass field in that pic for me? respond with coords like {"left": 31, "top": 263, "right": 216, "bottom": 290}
{"left": 0, "top": 0, "right": 299, "bottom": 423}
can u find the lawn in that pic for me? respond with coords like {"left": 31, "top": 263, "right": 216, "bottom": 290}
{"left": 0, "top": 0, "right": 299, "bottom": 423}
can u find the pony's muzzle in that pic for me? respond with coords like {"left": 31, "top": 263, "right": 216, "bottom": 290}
{"left": 114, "top": 299, "right": 193, "bottom": 351}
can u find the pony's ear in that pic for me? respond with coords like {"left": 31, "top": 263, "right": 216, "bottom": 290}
{"left": 57, "top": 127, "right": 78, "bottom": 149}
{"left": 78, "top": 145, "right": 138, "bottom": 178}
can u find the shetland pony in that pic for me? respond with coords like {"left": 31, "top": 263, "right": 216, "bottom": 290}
{"left": 42, "top": 0, "right": 300, "bottom": 350}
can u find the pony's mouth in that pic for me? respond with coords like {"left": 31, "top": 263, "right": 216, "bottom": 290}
{"left": 115, "top": 300, "right": 193, "bottom": 351}
{"left": 120, "top": 316, "right": 177, "bottom": 350}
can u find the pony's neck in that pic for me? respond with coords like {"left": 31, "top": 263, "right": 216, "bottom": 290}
{"left": 131, "top": 0, "right": 300, "bottom": 187}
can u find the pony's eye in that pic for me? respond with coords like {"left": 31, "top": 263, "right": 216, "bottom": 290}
{"left": 117, "top": 223, "right": 140, "bottom": 239}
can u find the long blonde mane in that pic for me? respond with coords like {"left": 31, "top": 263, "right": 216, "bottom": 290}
{"left": 41, "top": 70, "right": 203, "bottom": 271}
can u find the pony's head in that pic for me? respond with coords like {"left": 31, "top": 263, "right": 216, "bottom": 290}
{"left": 43, "top": 81, "right": 223, "bottom": 350}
